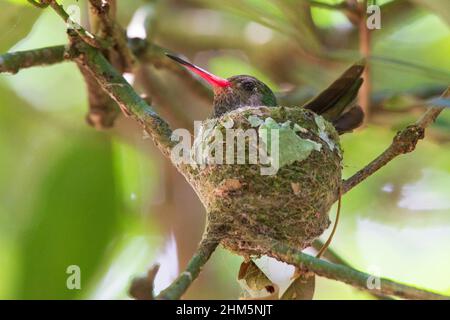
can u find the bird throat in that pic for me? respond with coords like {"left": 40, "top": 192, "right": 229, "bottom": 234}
{"left": 212, "top": 87, "right": 244, "bottom": 117}
{"left": 212, "top": 86, "right": 277, "bottom": 118}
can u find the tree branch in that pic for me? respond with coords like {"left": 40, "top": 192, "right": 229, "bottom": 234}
{"left": 88, "top": 0, "right": 135, "bottom": 72}
{"left": 82, "top": 0, "right": 133, "bottom": 128}
{"left": 77, "top": 63, "right": 120, "bottom": 129}
{"left": 0, "top": 41, "right": 212, "bottom": 104}
{"left": 312, "top": 240, "right": 393, "bottom": 300}
{"left": 156, "top": 236, "right": 220, "bottom": 300}
{"left": 342, "top": 87, "right": 449, "bottom": 194}
{"left": 46, "top": 0, "right": 108, "bottom": 49}
{"left": 0, "top": 41, "right": 211, "bottom": 130}
{"left": 12, "top": 0, "right": 450, "bottom": 301}
{"left": 27, "top": 0, "right": 50, "bottom": 8}
{"left": 0, "top": 46, "right": 66, "bottom": 74}
{"left": 270, "top": 241, "right": 449, "bottom": 300}
{"left": 69, "top": 39, "right": 174, "bottom": 155}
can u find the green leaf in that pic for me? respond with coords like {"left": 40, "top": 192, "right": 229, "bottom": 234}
{"left": 5, "top": 0, "right": 30, "bottom": 5}
{"left": 410, "top": 0, "right": 450, "bottom": 24}
{"left": 0, "top": 2, "right": 41, "bottom": 52}
{"left": 16, "top": 134, "right": 120, "bottom": 299}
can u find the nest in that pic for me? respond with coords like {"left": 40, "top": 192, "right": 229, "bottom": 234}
{"left": 176, "top": 106, "right": 342, "bottom": 257}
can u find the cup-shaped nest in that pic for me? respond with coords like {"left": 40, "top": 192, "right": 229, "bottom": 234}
{"left": 176, "top": 106, "right": 342, "bottom": 256}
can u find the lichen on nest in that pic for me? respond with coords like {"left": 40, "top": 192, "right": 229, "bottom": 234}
{"left": 177, "top": 106, "right": 342, "bottom": 257}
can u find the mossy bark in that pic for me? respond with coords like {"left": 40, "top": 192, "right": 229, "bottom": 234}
{"left": 176, "top": 106, "right": 342, "bottom": 257}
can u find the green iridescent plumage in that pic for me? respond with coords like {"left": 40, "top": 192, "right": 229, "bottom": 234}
{"left": 213, "top": 75, "right": 277, "bottom": 117}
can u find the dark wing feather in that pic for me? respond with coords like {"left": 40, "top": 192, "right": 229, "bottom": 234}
{"left": 333, "top": 106, "right": 365, "bottom": 134}
{"left": 303, "top": 61, "right": 365, "bottom": 121}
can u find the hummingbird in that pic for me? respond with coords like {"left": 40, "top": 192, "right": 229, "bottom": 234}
{"left": 166, "top": 54, "right": 365, "bottom": 134}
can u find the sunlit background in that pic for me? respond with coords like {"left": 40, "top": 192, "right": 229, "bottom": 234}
{"left": 0, "top": 0, "right": 449, "bottom": 299}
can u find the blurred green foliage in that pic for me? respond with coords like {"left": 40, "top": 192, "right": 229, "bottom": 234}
{"left": 17, "top": 134, "right": 119, "bottom": 299}
{"left": 0, "top": 0, "right": 449, "bottom": 299}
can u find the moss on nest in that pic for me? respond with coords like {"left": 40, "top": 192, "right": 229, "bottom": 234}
{"left": 177, "top": 106, "right": 342, "bottom": 257}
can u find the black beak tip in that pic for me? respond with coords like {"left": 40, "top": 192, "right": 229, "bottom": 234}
{"left": 165, "top": 53, "right": 177, "bottom": 60}
{"left": 165, "top": 53, "right": 191, "bottom": 67}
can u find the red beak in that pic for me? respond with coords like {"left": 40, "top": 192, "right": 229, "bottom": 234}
{"left": 166, "top": 54, "right": 230, "bottom": 88}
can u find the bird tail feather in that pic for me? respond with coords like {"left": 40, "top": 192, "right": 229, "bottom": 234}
{"left": 303, "top": 61, "right": 365, "bottom": 134}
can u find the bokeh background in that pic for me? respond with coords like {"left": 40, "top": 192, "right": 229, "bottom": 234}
{"left": 0, "top": 0, "right": 449, "bottom": 299}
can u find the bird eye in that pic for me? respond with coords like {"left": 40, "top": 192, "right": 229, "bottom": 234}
{"left": 241, "top": 81, "right": 254, "bottom": 91}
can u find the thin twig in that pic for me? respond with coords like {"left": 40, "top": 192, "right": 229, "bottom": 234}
{"left": 76, "top": 61, "right": 120, "bottom": 129}
{"left": 311, "top": 240, "right": 393, "bottom": 300}
{"left": 269, "top": 241, "right": 449, "bottom": 300}
{"left": 12, "top": 0, "right": 450, "bottom": 301}
{"left": 358, "top": 0, "right": 371, "bottom": 117}
{"left": 88, "top": 0, "right": 135, "bottom": 71}
{"left": 342, "top": 87, "right": 449, "bottom": 194}
{"left": 84, "top": 0, "right": 132, "bottom": 128}
{"left": 69, "top": 39, "right": 174, "bottom": 155}
{"left": 315, "top": 189, "right": 341, "bottom": 258}
{"left": 27, "top": 0, "right": 49, "bottom": 8}
{"left": 24, "top": 0, "right": 175, "bottom": 136}
{"left": 0, "top": 46, "right": 66, "bottom": 74}
{"left": 312, "top": 240, "right": 350, "bottom": 267}
{"left": 46, "top": 0, "right": 108, "bottom": 49}
{"left": 156, "top": 237, "right": 220, "bottom": 300}
{"left": 0, "top": 40, "right": 212, "bottom": 104}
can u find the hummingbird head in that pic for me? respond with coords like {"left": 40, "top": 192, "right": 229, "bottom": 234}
{"left": 166, "top": 54, "right": 277, "bottom": 117}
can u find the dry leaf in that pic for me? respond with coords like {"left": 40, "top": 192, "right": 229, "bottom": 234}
{"left": 281, "top": 268, "right": 315, "bottom": 300}
{"left": 129, "top": 264, "right": 160, "bottom": 300}
{"left": 237, "top": 260, "right": 279, "bottom": 300}
{"left": 241, "top": 284, "right": 279, "bottom": 300}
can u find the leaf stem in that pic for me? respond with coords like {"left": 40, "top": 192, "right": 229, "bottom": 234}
{"left": 156, "top": 237, "right": 220, "bottom": 300}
